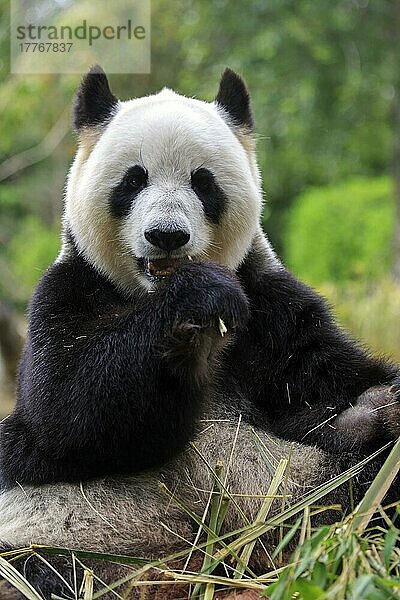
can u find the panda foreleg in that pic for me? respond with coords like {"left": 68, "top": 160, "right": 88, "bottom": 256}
{"left": 158, "top": 260, "right": 250, "bottom": 375}
{"left": 234, "top": 264, "right": 400, "bottom": 454}
{"left": 0, "top": 261, "right": 249, "bottom": 487}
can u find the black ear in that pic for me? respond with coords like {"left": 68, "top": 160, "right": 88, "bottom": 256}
{"left": 215, "top": 68, "right": 253, "bottom": 131}
{"left": 73, "top": 65, "right": 118, "bottom": 130}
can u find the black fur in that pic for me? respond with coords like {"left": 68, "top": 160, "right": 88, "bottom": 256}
{"left": 191, "top": 168, "right": 227, "bottom": 223}
{"left": 73, "top": 65, "right": 118, "bottom": 130}
{"left": 215, "top": 68, "right": 254, "bottom": 130}
{"left": 234, "top": 249, "right": 399, "bottom": 453}
{"left": 109, "top": 165, "right": 148, "bottom": 218}
{"left": 0, "top": 236, "right": 399, "bottom": 488}
{"left": 0, "top": 242, "right": 248, "bottom": 487}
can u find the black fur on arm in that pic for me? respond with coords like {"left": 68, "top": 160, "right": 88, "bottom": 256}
{"left": 233, "top": 253, "right": 399, "bottom": 454}
{"left": 0, "top": 256, "right": 249, "bottom": 488}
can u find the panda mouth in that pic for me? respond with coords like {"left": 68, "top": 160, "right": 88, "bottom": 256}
{"left": 141, "top": 256, "right": 192, "bottom": 279}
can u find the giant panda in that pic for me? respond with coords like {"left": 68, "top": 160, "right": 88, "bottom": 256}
{"left": 0, "top": 67, "right": 399, "bottom": 599}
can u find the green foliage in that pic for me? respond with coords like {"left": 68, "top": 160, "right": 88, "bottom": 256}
{"left": 285, "top": 177, "right": 395, "bottom": 285}
{"left": 0, "top": 163, "right": 63, "bottom": 306}
{"left": 6, "top": 217, "right": 59, "bottom": 304}
{"left": 265, "top": 524, "right": 400, "bottom": 600}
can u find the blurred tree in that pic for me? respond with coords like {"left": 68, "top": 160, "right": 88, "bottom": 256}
{"left": 389, "top": 2, "right": 400, "bottom": 279}
{"left": 0, "top": 303, "right": 23, "bottom": 392}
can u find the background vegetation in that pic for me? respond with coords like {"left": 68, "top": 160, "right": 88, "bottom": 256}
{"left": 1, "top": 0, "right": 400, "bottom": 408}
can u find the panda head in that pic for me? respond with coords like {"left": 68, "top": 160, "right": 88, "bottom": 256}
{"left": 63, "top": 65, "right": 270, "bottom": 295}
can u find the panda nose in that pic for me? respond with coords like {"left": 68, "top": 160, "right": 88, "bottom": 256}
{"left": 144, "top": 228, "right": 190, "bottom": 252}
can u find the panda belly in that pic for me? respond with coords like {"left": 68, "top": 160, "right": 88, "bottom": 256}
{"left": 0, "top": 414, "right": 341, "bottom": 556}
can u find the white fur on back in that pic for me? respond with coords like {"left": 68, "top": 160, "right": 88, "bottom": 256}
{"left": 0, "top": 419, "right": 331, "bottom": 557}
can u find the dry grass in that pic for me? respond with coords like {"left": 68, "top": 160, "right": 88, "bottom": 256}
{"left": 321, "top": 278, "right": 400, "bottom": 362}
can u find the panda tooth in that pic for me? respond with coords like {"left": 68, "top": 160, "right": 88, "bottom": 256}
{"left": 187, "top": 255, "right": 193, "bottom": 261}
{"left": 145, "top": 258, "right": 152, "bottom": 276}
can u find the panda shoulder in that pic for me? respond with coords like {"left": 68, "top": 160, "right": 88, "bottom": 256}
{"left": 30, "top": 251, "right": 109, "bottom": 319}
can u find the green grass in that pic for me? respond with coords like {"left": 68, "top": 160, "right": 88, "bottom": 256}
{"left": 1, "top": 437, "right": 400, "bottom": 600}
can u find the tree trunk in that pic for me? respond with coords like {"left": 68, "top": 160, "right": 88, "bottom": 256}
{"left": 391, "top": 2, "right": 400, "bottom": 281}
{"left": 392, "top": 83, "right": 400, "bottom": 280}
{"left": 0, "top": 303, "right": 24, "bottom": 390}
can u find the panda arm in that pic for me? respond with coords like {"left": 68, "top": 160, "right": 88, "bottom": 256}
{"left": 0, "top": 298, "right": 203, "bottom": 487}
{"left": 0, "top": 259, "right": 248, "bottom": 487}
{"left": 234, "top": 265, "right": 399, "bottom": 453}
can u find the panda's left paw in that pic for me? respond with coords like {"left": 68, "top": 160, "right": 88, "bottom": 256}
{"left": 356, "top": 380, "right": 400, "bottom": 440}
{"left": 335, "top": 383, "right": 400, "bottom": 450}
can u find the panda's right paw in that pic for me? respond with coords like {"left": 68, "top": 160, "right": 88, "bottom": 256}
{"left": 166, "top": 261, "right": 250, "bottom": 335}
{"left": 159, "top": 262, "right": 249, "bottom": 376}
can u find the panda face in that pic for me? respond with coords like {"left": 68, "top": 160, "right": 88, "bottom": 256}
{"left": 64, "top": 69, "right": 264, "bottom": 295}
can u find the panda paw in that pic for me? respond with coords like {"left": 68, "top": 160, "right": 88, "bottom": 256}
{"left": 335, "top": 381, "right": 400, "bottom": 451}
{"left": 165, "top": 261, "right": 250, "bottom": 334}
{"left": 355, "top": 380, "right": 400, "bottom": 440}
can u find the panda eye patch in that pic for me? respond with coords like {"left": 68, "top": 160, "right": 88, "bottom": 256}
{"left": 124, "top": 165, "right": 148, "bottom": 192}
{"left": 110, "top": 165, "right": 148, "bottom": 218}
{"left": 191, "top": 168, "right": 227, "bottom": 224}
